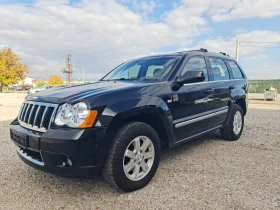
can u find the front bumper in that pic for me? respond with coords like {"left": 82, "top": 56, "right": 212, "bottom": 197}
{"left": 10, "top": 120, "right": 109, "bottom": 176}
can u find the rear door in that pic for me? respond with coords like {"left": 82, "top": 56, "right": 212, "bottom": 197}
{"left": 171, "top": 56, "right": 215, "bottom": 142}
{"left": 227, "top": 60, "right": 248, "bottom": 102}
{"left": 207, "top": 57, "right": 237, "bottom": 127}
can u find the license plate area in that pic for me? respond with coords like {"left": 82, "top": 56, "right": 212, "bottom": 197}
{"left": 11, "top": 129, "right": 29, "bottom": 147}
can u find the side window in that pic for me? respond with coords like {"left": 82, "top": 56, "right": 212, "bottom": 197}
{"left": 209, "top": 58, "right": 230, "bottom": 81}
{"left": 181, "top": 57, "right": 208, "bottom": 82}
{"left": 227, "top": 60, "right": 244, "bottom": 79}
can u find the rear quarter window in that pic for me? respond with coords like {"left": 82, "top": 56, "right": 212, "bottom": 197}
{"left": 227, "top": 60, "right": 244, "bottom": 79}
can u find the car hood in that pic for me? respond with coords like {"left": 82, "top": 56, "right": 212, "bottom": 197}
{"left": 26, "top": 81, "right": 154, "bottom": 104}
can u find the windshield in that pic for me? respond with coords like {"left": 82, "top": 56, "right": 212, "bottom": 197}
{"left": 101, "top": 56, "right": 181, "bottom": 82}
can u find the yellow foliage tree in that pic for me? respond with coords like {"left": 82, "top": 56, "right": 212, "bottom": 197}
{"left": 36, "top": 79, "right": 45, "bottom": 87}
{"left": 0, "top": 47, "right": 28, "bottom": 92}
{"left": 47, "top": 75, "right": 63, "bottom": 86}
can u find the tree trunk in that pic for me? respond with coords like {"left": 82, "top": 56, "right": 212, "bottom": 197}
{"left": 0, "top": 85, "right": 3, "bottom": 93}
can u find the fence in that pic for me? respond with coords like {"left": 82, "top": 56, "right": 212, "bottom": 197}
{"left": 249, "top": 80, "right": 280, "bottom": 93}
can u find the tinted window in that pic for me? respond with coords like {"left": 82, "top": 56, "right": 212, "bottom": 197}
{"left": 115, "top": 65, "right": 140, "bottom": 80}
{"left": 181, "top": 57, "right": 208, "bottom": 81}
{"left": 228, "top": 60, "right": 244, "bottom": 79}
{"left": 146, "top": 65, "right": 163, "bottom": 79}
{"left": 209, "top": 58, "right": 230, "bottom": 81}
{"left": 102, "top": 56, "right": 180, "bottom": 81}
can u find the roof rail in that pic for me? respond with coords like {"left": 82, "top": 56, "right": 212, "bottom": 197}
{"left": 177, "top": 48, "right": 208, "bottom": 53}
{"left": 220, "top": 52, "right": 230, "bottom": 57}
{"left": 200, "top": 48, "right": 208, "bottom": 52}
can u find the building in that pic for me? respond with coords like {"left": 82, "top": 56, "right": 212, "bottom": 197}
{"left": 23, "top": 76, "right": 34, "bottom": 85}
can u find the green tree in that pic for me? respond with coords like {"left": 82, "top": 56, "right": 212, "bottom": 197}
{"left": 47, "top": 75, "right": 63, "bottom": 86}
{"left": 0, "top": 47, "right": 28, "bottom": 92}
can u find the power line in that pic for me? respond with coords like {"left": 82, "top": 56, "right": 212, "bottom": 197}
{"left": 235, "top": 39, "right": 280, "bottom": 60}
{"left": 240, "top": 42, "right": 280, "bottom": 47}
{"left": 241, "top": 41, "right": 280, "bottom": 44}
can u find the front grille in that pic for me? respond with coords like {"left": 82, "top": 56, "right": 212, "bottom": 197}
{"left": 18, "top": 101, "right": 58, "bottom": 132}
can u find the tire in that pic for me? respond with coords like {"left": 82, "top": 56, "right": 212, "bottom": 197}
{"left": 220, "top": 104, "right": 244, "bottom": 141}
{"left": 102, "top": 122, "right": 161, "bottom": 192}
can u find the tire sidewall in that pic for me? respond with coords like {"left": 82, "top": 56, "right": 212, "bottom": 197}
{"left": 229, "top": 105, "right": 244, "bottom": 140}
{"left": 112, "top": 123, "right": 161, "bottom": 192}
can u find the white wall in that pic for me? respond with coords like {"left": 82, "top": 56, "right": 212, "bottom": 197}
{"left": 24, "top": 77, "right": 34, "bottom": 85}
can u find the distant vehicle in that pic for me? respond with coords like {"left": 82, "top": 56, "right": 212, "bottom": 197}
{"left": 23, "top": 86, "right": 31, "bottom": 91}
{"left": 8, "top": 85, "right": 31, "bottom": 91}
{"left": 8, "top": 85, "right": 17, "bottom": 90}
{"left": 27, "top": 86, "right": 53, "bottom": 94}
{"left": 16, "top": 86, "right": 23, "bottom": 91}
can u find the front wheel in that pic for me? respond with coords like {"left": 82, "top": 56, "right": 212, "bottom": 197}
{"left": 102, "top": 122, "right": 161, "bottom": 192}
{"left": 220, "top": 104, "right": 244, "bottom": 141}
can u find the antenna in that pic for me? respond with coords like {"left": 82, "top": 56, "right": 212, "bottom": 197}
{"left": 61, "top": 54, "right": 73, "bottom": 85}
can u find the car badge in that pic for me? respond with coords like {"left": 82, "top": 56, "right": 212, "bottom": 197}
{"left": 29, "top": 96, "right": 38, "bottom": 100}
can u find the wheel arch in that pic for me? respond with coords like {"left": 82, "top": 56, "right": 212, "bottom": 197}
{"left": 224, "top": 96, "right": 247, "bottom": 127}
{"left": 235, "top": 97, "right": 247, "bottom": 116}
{"left": 108, "top": 106, "right": 174, "bottom": 150}
{"left": 120, "top": 113, "right": 170, "bottom": 150}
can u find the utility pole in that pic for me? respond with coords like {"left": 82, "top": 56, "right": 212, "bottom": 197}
{"left": 82, "top": 66, "right": 85, "bottom": 84}
{"left": 236, "top": 38, "right": 240, "bottom": 61}
{"left": 61, "top": 54, "right": 73, "bottom": 85}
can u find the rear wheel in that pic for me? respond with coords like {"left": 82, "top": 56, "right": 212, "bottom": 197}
{"left": 220, "top": 104, "right": 244, "bottom": 141}
{"left": 102, "top": 122, "right": 161, "bottom": 192}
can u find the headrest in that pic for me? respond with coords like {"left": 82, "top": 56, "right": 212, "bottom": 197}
{"left": 212, "top": 67, "right": 220, "bottom": 73}
{"left": 153, "top": 68, "right": 163, "bottom": 78}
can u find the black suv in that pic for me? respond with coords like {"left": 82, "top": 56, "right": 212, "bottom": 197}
{"left": 10, "top": 49, "right": 248, "bottom": 192}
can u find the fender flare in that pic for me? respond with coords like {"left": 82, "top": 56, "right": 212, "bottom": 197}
{"left": 98, "top": 96, "right": 175, "bottom": 148}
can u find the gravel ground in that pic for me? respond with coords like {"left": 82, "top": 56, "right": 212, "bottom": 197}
{"left": 0, "top": 94, "right": 280, "bottom": 210}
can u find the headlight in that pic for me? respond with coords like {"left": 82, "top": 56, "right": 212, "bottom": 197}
{"left": 54, "top": 102, "right": 98, "bottom": 128}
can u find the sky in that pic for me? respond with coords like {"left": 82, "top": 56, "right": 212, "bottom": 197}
{"left": 0, "top": 0, "right": 280, "bottom": 81}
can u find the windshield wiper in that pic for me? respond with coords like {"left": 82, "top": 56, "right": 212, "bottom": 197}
{"left": 110, "top": 78, "right": 127, "bottom": 81}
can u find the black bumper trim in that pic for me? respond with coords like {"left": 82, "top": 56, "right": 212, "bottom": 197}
{"left": 17, "top": 147, "right": 44, "bottom": 166}
{"left": 17, "top": 150, "right": 102, "bottom": 176}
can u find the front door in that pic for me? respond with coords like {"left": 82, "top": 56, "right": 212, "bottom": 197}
{"left": 171, "top": 56, "right": 215, "bottom": 143}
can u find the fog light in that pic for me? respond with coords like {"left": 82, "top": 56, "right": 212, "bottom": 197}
{"left": 60, "top": 157, "right": 72, "bottom": 167}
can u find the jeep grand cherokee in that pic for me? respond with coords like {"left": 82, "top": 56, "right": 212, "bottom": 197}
{"left": 10, "top": 49, "right": 248, "bottom": 192}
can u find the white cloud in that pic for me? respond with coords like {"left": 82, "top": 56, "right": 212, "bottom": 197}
{"left": 176, "top": 30, "right": 280, "bottom": 79}
{"left": 0, "top": 0, "right": 279, "bottom": 81}
{"left": 121, "top": 0, "right": 157, "bottom": 16}
{"left": 246, "top": 63, "right": 280, "bottom": 79}
{"left": 139, "top": 1, "right": 156, "bottom": 15}
{"left": 0, "top": 0, "right": 209, "bottom": 80}
{"left": 245, "top": 54, "right": 267, "bottom": 60}
{"left": 210, "top": 0, "right": 280, "bottom": 22}
{"left": 173, "top": 0, "right": 280, "bottom": 22}
{"left": 187, "top": 30, "right": 280, "bottom": 57}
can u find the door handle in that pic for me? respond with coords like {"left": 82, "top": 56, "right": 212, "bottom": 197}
{"left": 229, "top": 85, "right": 236, "bottom": 90}
{"left": 203, "top": 88, "right": 214, "bottom": 94}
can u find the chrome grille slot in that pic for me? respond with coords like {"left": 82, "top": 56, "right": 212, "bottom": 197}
{"left": 18, "top": 101, "right": 58, "bottom": 132}
{"left": 20, "top": 103, "right": 28, "bottom": 121}
{"left": 34, "top": 106, "right": 46, "bottom": 127}
{"left": 24, "top": 104, "right": 33, "bottom": 123}
{"left": 42, "top": 107, "right": 55, "bottom": 128}
{"left": 28, "top": 105, "right": 39, "bottom": 125}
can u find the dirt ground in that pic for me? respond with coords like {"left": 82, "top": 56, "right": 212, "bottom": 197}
{"left": 0, "top": 93, "right": 279, "bottom": 210}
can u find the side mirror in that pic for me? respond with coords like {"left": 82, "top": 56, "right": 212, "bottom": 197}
{"left": 172, "top": 71, "right": 205, "bottom": 91}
